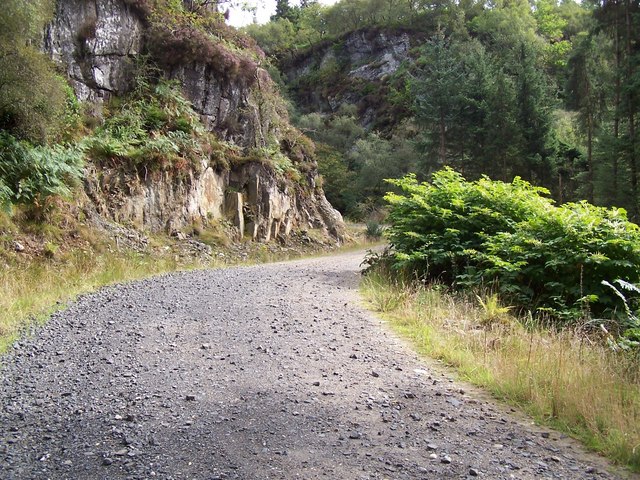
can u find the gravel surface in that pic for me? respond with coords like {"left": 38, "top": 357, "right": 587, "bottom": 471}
{"left": 0, "top": 250, "right": 630, "bottom": 479}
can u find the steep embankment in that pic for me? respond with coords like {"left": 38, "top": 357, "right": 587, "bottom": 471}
{"left": 0, "top": 251, "right": 624, "bottom": 479}
{"left": 44, "top": 0, "right": 344, "bottom": 242}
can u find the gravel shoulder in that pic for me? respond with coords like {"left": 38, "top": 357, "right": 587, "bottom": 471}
{"left": 0, "top": 250, "right": 632, "bottom": 479}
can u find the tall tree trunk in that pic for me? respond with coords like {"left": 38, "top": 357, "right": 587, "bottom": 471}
{"left": 439, "top": 109, "right": 446, "bottom": 164}
{"left": 625, "top": 0, "right": 638, "bottom": 217}
{"left": 558, "top": 171, "right": 563, "bottom": 204}
{"left": 613, "top": 1, "right": 621, "bottom": 201}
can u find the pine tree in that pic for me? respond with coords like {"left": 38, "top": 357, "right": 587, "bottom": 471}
{"left": 271, "top": 0, "right": 295, "bottom": 22}
{"left": 411, "top": 31, "right": 465, "bottom": 169}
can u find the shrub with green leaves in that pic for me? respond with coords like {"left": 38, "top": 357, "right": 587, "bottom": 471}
{"left": 384, "top": 168, "right": 640, "bottom": 324}
{"left": 0, "top": 132, "right": 84, "bottom": 207}
{"left": 86, "top": 79, "right": 210, "bottom": 173}
{"left": 385, "top": 168, "right": 551, "bottom": 283}
{"left": 0, "top": 0, "right": 73, "bottom": 144}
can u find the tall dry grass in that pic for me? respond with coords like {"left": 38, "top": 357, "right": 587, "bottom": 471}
{"left": 361, "top": 270, "right": 640, "bottom": 471}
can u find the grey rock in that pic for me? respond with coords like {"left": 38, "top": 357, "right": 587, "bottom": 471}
{"left": 43, "top": 0, "right": 344, "bottom": 243}
{"left": 447, "top": 397, "right": 461, "bottom": 408}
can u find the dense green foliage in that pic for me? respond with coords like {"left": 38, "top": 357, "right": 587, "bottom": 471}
{"left": 297, "top": 111, "right": 419, "bottom": 218}
{"left": 410, "top": 29, "right": 557, "bottom": 185}
{"left": 247, "top": 0, "right": 639, "bottom": 223}
{"left": 244, "top": 2, "right": 327, "bottom": 57}
{"left": 0, "top": 0, "right": 85, "bottom": 211}
{"left": 0, "top": 133, "right": 84, "bottom": 209}
{"left": 385, "top": 168, "right": 640, "bottom": 326}
{"left": 0, "top": 0, "right": 70, "bottom": 143}
{"left": 86, "top": 78, "right": 223, "bottom": 174}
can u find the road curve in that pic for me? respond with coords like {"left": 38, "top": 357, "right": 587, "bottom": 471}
{"left": 0, "top": 250, "right": 623, "bottom": 479}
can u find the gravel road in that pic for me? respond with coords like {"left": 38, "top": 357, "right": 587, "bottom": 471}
{"left": 0, "top": 250, "right": 628, "bottom": 479}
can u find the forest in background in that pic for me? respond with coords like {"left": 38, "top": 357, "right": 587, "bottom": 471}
{"left": 245, "top": 0, "right": 639, "bottom": 221}
{"left": 1, "top": 0, "right": 640, "bottom": 467}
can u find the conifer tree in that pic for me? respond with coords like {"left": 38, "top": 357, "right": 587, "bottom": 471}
{"left": 271, "top": 0, "right": 295, "bottom": 22}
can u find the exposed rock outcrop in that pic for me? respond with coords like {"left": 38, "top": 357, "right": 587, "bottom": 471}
{"left": 45, "top": 0, "right": 144, "bottom": 104}
{"left": 287, "top": 31, "right": 411, "bottom": 84}
{"left": 84, "top": 161, "right": 345, "bottom": 242}
{"left": 166, "top": 64, "right": 274, "bottom": 148}
{"left": 281, "top": 29, "right": 416, "bottom": 130}
{"left": 45, "top": 0, "right": 344, "bottom": 242}
{"left": 346, "top": 32, "right": 410, "bottom": 80}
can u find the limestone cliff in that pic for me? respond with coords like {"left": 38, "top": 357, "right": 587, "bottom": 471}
{"left": 45, "top": 0, "right": 344, "bottom": 242}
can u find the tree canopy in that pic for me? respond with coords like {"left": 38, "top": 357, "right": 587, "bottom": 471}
{"left": 245, "top": 0, "right": 639, "bottom": 222}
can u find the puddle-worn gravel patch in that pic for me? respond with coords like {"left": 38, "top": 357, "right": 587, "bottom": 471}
{"left": 0, "top": 251, "right": 629, "bottom": 479}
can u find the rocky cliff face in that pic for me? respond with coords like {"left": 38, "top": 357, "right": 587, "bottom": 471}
{"left": 84, "top": 160, "right": 343, "bottom": 241}
{"left": 45, "top": 0, "right": 144, "bottom": 105}
{"left": 45, "top": 0, "right": 344, "bottom": 242}
{"left": 281, "top": 29, "right": 416, "bottom": 130}
{"left": 289, "top": 30, "right": 411, "bottom": 85}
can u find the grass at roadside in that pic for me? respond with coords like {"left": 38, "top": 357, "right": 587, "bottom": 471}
{"left": 361, "top": 269, "right": 640, "bottom": 472}
{"left": 0, "top": 219, "right": 376, "bottom": 355}
{"left": 0, "top": 249, "right": 194, "bottom": 353}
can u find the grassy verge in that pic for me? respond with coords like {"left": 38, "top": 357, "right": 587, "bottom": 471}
{"left": 0, "top": 219, "right": 375, "bottom": 355}
{"left": 361, "top": 270, "right": 640, "bottom": 472}
{"left": 0, "top": 249, "right": 197, "bottom": 353}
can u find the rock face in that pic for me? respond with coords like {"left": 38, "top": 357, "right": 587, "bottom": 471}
{"left": 45, "top": 0, "right": 144, "bottom": 104}
{"left": 281, "top": 29, "right": 415, "bottom": 130}
{"left": 166, "top": 64, "right": 268, "bottom": 148}
{"left": 85, "top": 161, "right": 344, "bottom": 241}
{"left": 288, "top": 30, "right": 411, "bottom": 85}
{"left": 45, "top": 0, "right": 345, "bottom": 242}
{"left": 343, "top": 30, "right": 411, "bottom": 81}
